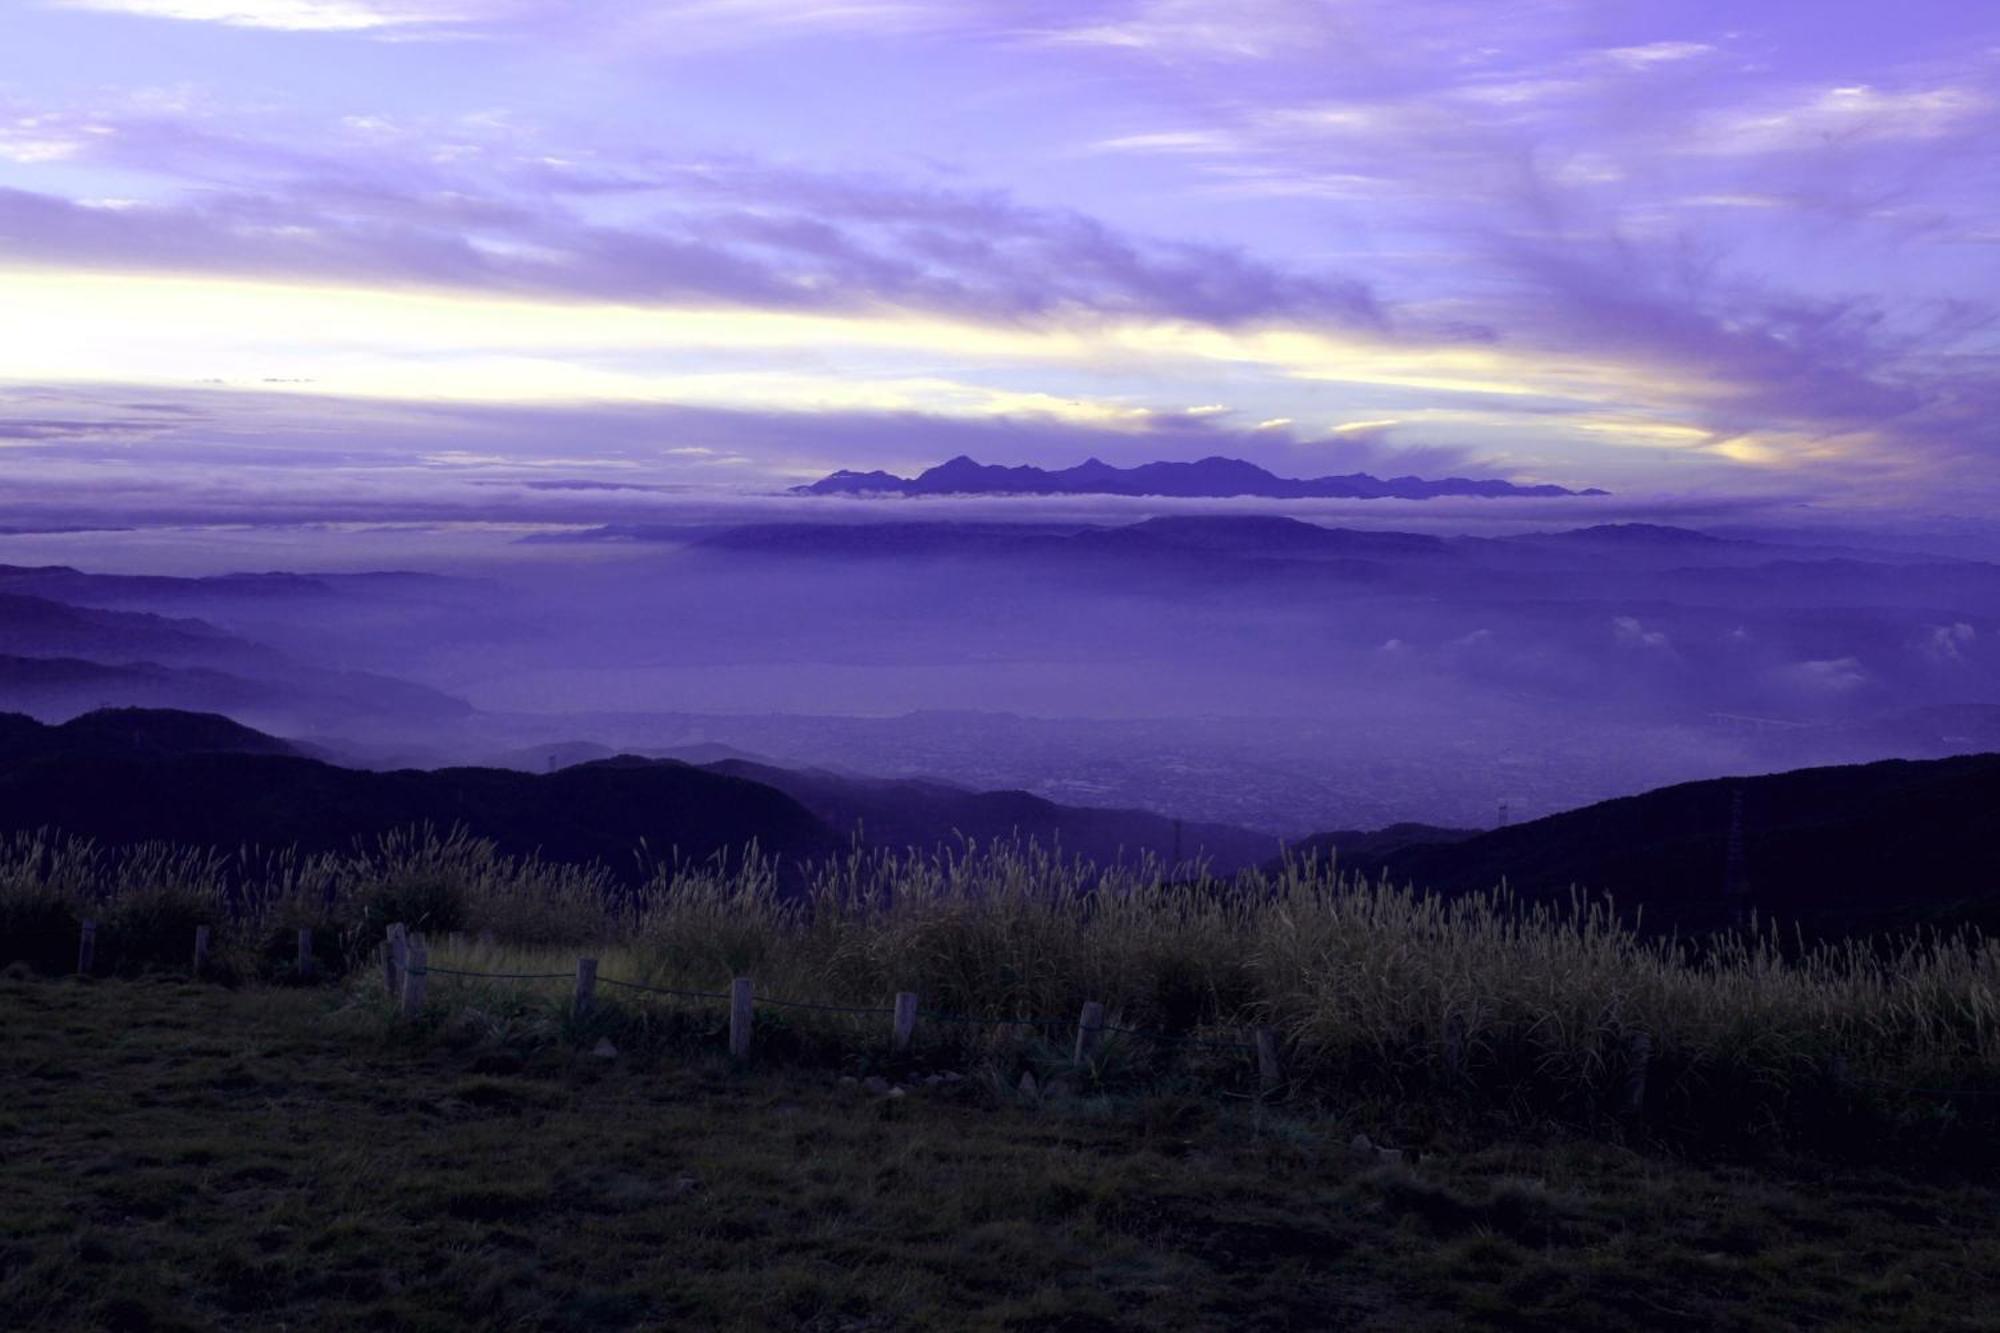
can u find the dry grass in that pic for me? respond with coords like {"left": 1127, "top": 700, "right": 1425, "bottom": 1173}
{"left": 3, "top": 829, "right": 1996, "bottom": 1152}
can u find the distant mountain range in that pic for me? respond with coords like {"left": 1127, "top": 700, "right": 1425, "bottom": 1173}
{"left": 794, "top": 455, "right": 1608, "bottom": 500}
{"left": 0, "top": 577, "right": 474, "bottom": 734}
{"left": 0, "top": 564, "right": 451, "bottom": 606}
{"left": 0, "top": 654, "right": 470, "bottom": 731}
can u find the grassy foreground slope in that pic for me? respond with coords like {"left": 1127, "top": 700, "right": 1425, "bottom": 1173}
{"left": 4, "top": 975, "right": 1998, "bottom": 1332}
{"left": 6, "top": 831, "right": 1999, "bottom": 1153}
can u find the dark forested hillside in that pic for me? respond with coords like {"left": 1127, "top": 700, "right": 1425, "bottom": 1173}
{"left": 0, "top": 710, "right": 834, "bottom": 871}
{"left": 1310, "top": 754, "right": 2000, "bottom": 934}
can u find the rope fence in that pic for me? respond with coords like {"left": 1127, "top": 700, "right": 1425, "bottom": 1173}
{"left": 751, "top": 995, "right": 899, "bottom": 1017}
{"left": 419, "top": 965, "right": 574, "bottom": 981}
{"left": 596, "top": 976, "right": 732, "bottom": 1002}
{"left": 61, "top": 915, "right": 2000, "bottom": 1103}
{"left": 369, "top": 921, "right": 1276, "bottom": 1082}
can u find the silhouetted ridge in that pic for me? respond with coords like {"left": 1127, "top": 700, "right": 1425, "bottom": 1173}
{"left": 0, "top": 710, "right": 834, "bottom": 873}
{"left": 1284, "top": 822, "right": 1479, "bottom": 865}
{"left": 1299, "top": 754, "right": 2000, "bottom": 935}
{"left": 696, "top": 514, "right": 1449, "bottom": 567}
{"left": 1512, "top": 523, "right": 1724, "bottom": 545}
{"left": 1086, "top": 515, "right": 1451, "bottom": 558}
{"left": 794, "top": 455, "right": 1607, "bottom": 499}
{"left": 0, "top": 707, "right": 299, "bottom": 763}
{"left": 0, "top": 707, "right": 1276, "bottom": 871}
{"left": 0, "top": 563, "right": 454, "bottom": 602}
{"left": 697, "top": 758, "right": 1279, "bottom": 872}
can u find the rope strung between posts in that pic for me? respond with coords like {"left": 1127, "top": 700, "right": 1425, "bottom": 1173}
{"left": 383, "top": 945, "right": 1999, "bottom": 1094}
{"left": 399, "top": 959, "right": 1248, "bottom": 1050}
{"left": 753, "top": 995, "right": 898, "bottom": 1017}
{"left": 408, "top": 965, "right": 573, "bottom": 980}
{"left": 918, "top": 1009, "right": 1062, "bottom": 1028}
{"left": 1098, "top": 1022, "right": 1254, "bottom": 1052}
{"left": 595, "top": 976, "right": 731, "bottom": 1002}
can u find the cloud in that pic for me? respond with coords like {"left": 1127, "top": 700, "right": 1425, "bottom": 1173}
{"left": 1692, "top": 85, "right": 1990, "bottom": 156}
{"left": 0, "top": 381, "right": 1512, "bottom": 528}
{"left": 1611, "top": 615, "right": 1670, "bottom": 649}
{"left": 0, "top": 416, "right": 181, "bottom": 443}
{"left": 1090, "top": 130, "right": 1239, "bottom": 155}
{"left": 0, "top": 97, "right": 1384, "bottom": 329}
{"left": 965, "top": 14, "right": 2000, "bottom": 497}
{"left": 1919, "top": 621, "right": 1976, "bottom": 662}
{"left": 1598, "top": 42, "right": 1715, "bottom": 69}
{"left": 12, "top": 2, "right": 2000, "bottom": 509}
{"left": 1775, "top": 656, "right": 1869, "bottom": 696}
{"left": 46, "top": 0, "right": 1329, "bottom": 51}
{"left": 48, "top": 0, "right": 518, "bottom": 31}
{"left": 0, "top": 115, "right": 95, "bottom": 163}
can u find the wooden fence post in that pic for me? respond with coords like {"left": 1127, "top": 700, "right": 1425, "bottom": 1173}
{"left": 76, "top": 919, "right": 96, "bottom": 977}
{"left": 383, "top": 923, "right": 407, "bottom": 1001}
{"left": 893, "top": 991, "right": 918, "bottom": 1052}
{"left": 1254, "top": 1027, "right": 1284, "bottom": 1096}
{"left": 1623, "top": 1030, "right": 1652, "bottom": 1114}
{"left": 1073, "top": 1000, "right": 1105, "bottom": 1066}
{"left": 729, "top": 977, "right": 754, "bottom": 1061}
{"left": 296, "top": 927, "right": 314, "bottom": 982}
{"left": 573, "top": 957, "right": 598, "bottom": 1017}
{"left": 401, "top": 937, "right": 428, "bottom": 1018}
{"left": 192, "top": 925, "right": 210, "bottom": 978}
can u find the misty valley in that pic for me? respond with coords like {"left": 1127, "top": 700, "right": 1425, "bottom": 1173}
{"left": 4, "top": 509, "right": 1993, "bottom": 846}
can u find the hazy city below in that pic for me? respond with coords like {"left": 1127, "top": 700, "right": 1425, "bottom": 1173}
{"left": 5, "top": 496, "right": 1992, "bottom": 839}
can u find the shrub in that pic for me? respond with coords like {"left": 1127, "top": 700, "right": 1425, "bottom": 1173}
{"left": 0, "top": 890, "right": 79, "bottom": 973}
{"left": 100, "top": 887, "right": 217, "bottom": 976}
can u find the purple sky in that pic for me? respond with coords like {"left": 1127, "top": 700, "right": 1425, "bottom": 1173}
{"left": 2, "top": 1, "right": 1997, "bottom": 526}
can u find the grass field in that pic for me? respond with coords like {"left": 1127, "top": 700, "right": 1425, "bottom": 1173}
{"left": 4, "top": 973, "right": 1998, "bottom": 1331}
{"left": 6, "top": 831, "right": 1999, "bottom": 1155}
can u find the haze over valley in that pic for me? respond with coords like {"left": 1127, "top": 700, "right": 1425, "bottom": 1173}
{"left": 4, "top": 490, "right": 1993, "bottom": 850}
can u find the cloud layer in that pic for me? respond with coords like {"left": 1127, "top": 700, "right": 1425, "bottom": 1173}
{"left": 5, "top": 0, "right": 1998, "bottom": 513}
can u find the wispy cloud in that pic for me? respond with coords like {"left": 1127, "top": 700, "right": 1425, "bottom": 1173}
{"left": 1692, "top": 84, "right": 1990, "bottom": 155}
{"left": 0, "top": 90, "right": 1383, "bottom": 330}
{"left": 1598, "top": 41, "right": 1716, "bottom": 69}
{"left": 48, "top": 0, "right": 509, "bottom": 31}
